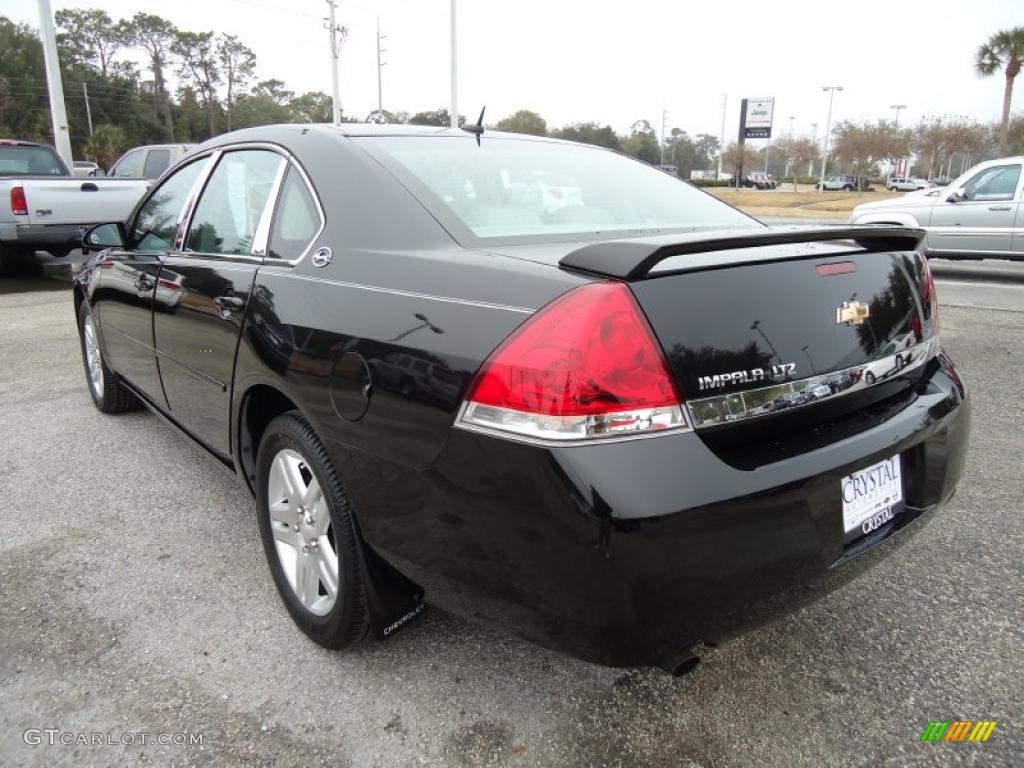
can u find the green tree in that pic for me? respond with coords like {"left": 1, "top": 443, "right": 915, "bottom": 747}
{"left": 0, "top": 18, "right": 47, "bottom": 141}
{"left": 409, "top": 108, "right": 462, "bottom": 127}
{"left": 54, "top": 9, "right": 125, "bottom": 78}
{"left": 230, "top": 79, "right": 293, "bottom": 128}
{"left": 83, "top": 123, "right": 128, "bottom": 168}
{"left": 217, "top": 34, "right": 255, "bottom": 132}
{"left": 126, "top": 13, "right": 178, "bottom": 141}
{"left": 975, "top": 27, "right": 1024, "bottom": 155}
{"left": 173, "top": 31, "right": 221, "bottom": 139}
{"left": 494, "top": 109, "right": 546, "bottom": 136}
{"left": 552, "top": 121, "right": 621, "bottom": 150}
{"left": 289, "top": 91, "right": 333, "bottom": 123}
{"left": 621, "top": 120, "right": 660, "bottom": 164}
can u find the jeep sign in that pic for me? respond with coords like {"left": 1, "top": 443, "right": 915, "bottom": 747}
{"left": 743, "top": 97, "right": 774, "bottom": 139}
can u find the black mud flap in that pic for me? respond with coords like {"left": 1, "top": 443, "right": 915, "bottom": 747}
{"left": 357, "top": 536, "right": 426, "bottom": 640}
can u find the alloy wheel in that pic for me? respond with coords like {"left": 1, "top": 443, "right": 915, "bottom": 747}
{"left": 83, "top": 314, "right": 104, "bottom": 397}
{"left": 266, "top": 448, "right": 339, "bottom": 616}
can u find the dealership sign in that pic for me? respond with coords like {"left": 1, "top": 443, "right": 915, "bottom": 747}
{"left": 742, "top": 98, "right": 775, "bottom": 139}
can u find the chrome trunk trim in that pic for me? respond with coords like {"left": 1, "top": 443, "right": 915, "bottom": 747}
{"left": 686, "top": 337, "right": 939, "bottom": 429}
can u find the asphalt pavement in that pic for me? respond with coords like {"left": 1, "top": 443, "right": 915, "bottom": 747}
{"left": 0, "top": 257, "right": 1021, "bottom": 767}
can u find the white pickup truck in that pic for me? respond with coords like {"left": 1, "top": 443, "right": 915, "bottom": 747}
{"left": 0, "top": 140, "right": 150, "bottom": 266}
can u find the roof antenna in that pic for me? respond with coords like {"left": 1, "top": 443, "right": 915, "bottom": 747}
{"left": 461, "top": 106, "right": 486, "bottom": 145}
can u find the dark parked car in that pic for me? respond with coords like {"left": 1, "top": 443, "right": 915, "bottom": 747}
{"left": 74, "top": 124, "right": 969, "bottom": 674}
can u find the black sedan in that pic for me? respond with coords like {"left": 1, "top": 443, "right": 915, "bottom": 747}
{"left": 74, "top": 125, "right": 969, "bottom": 674}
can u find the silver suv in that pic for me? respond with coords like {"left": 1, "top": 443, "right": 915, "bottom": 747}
{"left": 851, "top": 156, "right": 1023, "bottom": 260}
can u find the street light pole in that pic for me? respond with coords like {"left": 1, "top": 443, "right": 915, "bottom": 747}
{"left": 449, "top": 0, "right": 458, "bottom": 128}
{"left": 36, "top": 0, "right": 73, "bottom": 166}
{"left": 890, "top": 103, "right": 906, "bottom": 127}
{"left": 889, "top": 104, "right": 907, "bottom": 179}
{"left": 819, "top": 86, "right": 843, "bottom": 188}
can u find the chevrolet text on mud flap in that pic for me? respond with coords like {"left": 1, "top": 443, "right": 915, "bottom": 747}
{"left": 697, "top": 362, "right": 796, "bottom": 391}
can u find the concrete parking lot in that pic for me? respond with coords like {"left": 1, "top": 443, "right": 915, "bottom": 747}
{"left": 0, "top": 257, "right": 1021, "bottom": 767}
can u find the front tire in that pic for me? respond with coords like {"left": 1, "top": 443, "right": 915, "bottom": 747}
{"left": 77, "top": 302, "right": 141, "bottom": 413}
{"left": 256, "top": 412, "right": 369, "bottom": 649}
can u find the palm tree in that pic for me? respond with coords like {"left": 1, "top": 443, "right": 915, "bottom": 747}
{"left": 976, "top": 27, "right": 1024, "bottom": 155}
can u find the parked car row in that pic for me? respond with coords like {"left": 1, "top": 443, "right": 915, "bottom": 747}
{"left": 742, "top": 172, "right": 777, "bottom": 189}
{"left": 0, "top": 140, "right": 193, "bottom": 266}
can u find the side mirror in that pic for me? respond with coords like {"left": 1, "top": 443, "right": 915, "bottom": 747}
{"left": 946, "top": 187, "right": 967, "bottom": 203}
{"left": 82, "top": 222, "right": 126, "bottom": 249}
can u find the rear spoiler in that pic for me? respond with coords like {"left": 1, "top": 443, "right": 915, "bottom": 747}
{"left": 558, "top": 225, "right": 925, "bottom": 280}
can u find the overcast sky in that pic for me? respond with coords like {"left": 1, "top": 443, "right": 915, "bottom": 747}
{"left": 3, "top": 0, "right": 1022, "bottom": 142}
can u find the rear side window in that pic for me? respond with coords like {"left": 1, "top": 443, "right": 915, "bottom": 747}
{"left": 112, "top": 150, "right": 145, "bottom": 178}
{"left": 143, "top": 149, "right": 171, "bottom": 179}
{"left": 0, "top": 145, "right": 67, "bottom": 175}
{"left": 186, "top": 150, "right": 283, "bottom": 256}
{"left": 268, "top": 168, "right": 321, "bottom": 260}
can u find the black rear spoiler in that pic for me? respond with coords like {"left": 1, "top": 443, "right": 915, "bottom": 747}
{"left": 558, "top": 225, "right": 925, "bottom": 280}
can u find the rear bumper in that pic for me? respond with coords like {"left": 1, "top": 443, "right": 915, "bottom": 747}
{"left": 2, "top": 223, "right": 86, "bottom": 250}
{"left": 350, "top": 351, "right": 970, "bottom": 669}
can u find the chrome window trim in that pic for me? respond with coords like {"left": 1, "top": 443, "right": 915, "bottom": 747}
{"left": 265, "top": 158, "right": 327, "bottom": 267}
{"left": 167, "top": 142, "right": 324, "bottom": 267}
{"left": 686, "top": 336, "right": 941, "bottom": 429}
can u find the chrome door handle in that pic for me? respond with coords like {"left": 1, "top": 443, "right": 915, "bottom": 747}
{"left": 214, "top": 295, "right": 245, "bottom": 311}
{"left": 988, "top": 205, "right": 1012, "bottom": 211}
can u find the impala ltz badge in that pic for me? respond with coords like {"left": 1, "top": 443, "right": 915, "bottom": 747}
{"left": 837, "top": 300, "right": 870, "bottom": 325}
{"left": 698, "top": 362, "right": 796, "bottom": 391}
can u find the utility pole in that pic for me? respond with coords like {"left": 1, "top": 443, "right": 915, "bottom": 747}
{"left": 717, "top": 93, "right": 727, "bottom": 179}
{"left": 449, "top": 0, "right": 458, "bottom": 128}
{"left": 809, "top": 122, "right": 818, "bottom": 176}
{"left": 819, "top": 85, "right": 843, "bottom": 188}
{"left": 660, "top": 106, "right": 668, "bottom": 166}
{"left": 324, "top": 0, "right": 347, "bottom": 125}
{"left": 376, "top": 17, "right": 387, "bottom": 114}
{"left": 36, "top": 0, "right": 73, "bottom": 165}
{"left": 83, "top": 82, "right": 93, "bottom": 137}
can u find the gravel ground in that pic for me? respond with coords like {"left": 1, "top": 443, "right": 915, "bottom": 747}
{"left": 0, "top": 273, "right": 1021, "bottom": 767}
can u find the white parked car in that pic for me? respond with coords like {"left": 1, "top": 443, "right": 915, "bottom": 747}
{"left": 887, "top": 177, "right": 929, "bottom": 192}
{"left": 851, "top": 156, "right": 1024, "bottom": 260}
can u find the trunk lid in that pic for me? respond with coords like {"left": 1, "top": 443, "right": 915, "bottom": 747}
{"left": 558, "top": 227, "right": 938, "bottom": 467}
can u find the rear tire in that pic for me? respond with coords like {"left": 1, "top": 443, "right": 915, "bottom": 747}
{"left": 77, "top": 301, "right": 142, "bottom": 413}
{"left": 255, "top": 412, "right": 369, "bottom": 649}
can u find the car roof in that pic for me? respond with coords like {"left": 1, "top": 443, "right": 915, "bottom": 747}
{"left": 191, "top": 123, "right": 588, "bottom": 154}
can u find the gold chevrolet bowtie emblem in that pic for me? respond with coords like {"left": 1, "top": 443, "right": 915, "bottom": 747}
{"left": 836, "top": 300, "right": 870, "bottom": 325}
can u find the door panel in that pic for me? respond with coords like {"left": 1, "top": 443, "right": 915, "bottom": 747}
{"left": 93, "top": 156, "right": 211, "bottom": 405}
{"left": 926, "top": 163, "right": 1021, "bottom": 254}
{"left": 153, "top": 149, "right": 285, "bottom": 456}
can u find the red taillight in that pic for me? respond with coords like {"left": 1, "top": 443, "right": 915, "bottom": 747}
{"left": 920, "top": 254, "right": 940, "bottom": 335}
{"left": 460, "top": 282, "right": 687, "bottom": 441}
{"left": 10, "top": 185, "right": 27, "bottom": 216}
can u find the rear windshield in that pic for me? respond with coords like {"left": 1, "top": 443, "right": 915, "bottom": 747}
{"left": 0, "top": 145, "right": 67, "bottom": 176}
{"left": 356, "top": 136, "right": 757, "bottom": 242}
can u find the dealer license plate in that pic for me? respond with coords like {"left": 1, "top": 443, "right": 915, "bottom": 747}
{"left": 841, "top": 455, "right": 903, "bottom": 534}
